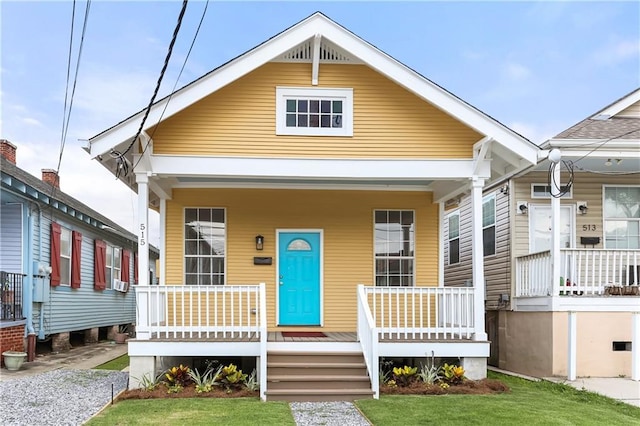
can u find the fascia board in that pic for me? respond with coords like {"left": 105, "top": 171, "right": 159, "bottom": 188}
{"left": 149, "top": 155, "right": 491, "bottom": 180}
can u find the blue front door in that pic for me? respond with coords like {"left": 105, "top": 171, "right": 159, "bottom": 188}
{"left": 278, "top": 232, "right": 321, "bottom": 326}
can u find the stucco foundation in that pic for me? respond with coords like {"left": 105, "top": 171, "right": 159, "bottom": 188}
{"left": 498, "top": 310, "right": 634, "bottom": 378}
{"left": 129, "top": 356, "right": 157, "bottom": 389}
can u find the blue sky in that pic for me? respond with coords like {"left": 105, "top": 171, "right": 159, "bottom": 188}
{"left": 1, "top": 1, "right": 639, "bottom": 244}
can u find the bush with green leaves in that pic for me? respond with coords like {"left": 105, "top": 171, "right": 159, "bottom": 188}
{"left": 244, "top": 369, "right": 259, "bottom": 391}
{"left": 215, "top": 363, "right": 248, "bottom": 391}
{"left": 418, "top": 352, "right": 441, "bottom": 384}
{"left": 392, "top": 365, "right": 418, "bottom": 387}
{"left": 188, "top": 364, "right": 223, "bottom": 394}
{"left": 164, "top": 364, "right": 193, "bottom": 387}
{"left": 133, "top": 372, "right": 163, "bottom": 391}
{"left": 441, "top": 363, "right": 465, "bottom": 385}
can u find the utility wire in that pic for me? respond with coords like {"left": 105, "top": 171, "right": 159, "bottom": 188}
{"left": 56, "top": 0, "right": 91, "bottom": 177}
{"left": 114, "top": 0, "right": 189, "bottom": 179}
{"left": 58, "top": 0, "right": 76, "bottom": 176}
{"left": 132, "top": 0, "right": 210, "bottom": 173}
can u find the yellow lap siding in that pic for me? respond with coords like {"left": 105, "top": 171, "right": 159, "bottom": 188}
{"left": 150, "top": 63, "right": 480, "bottom": 158}
{"left": 166, "top": 188, "right": 439, "bottom": 331}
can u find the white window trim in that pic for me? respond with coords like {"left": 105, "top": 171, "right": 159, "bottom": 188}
{"left": 373, "top": 209, "right": 416, "bottom": 287}
{"left": 483, "top": 194, "right": 496, "bottom": 257}
{"left": 531, "top": 183, "right": 573, "bottom": 199}
{"left": 60, "top": 227, "right": 71, "bottom": 286}
{"left": 106, "top": 244, "right": 121, "bottom": 290}
{"left": 447, "top": 211, "right": 460, "bottom": 265}
{"left": 183, "top": 207, "right": 227, "bottom": 285}
{"left": 275, "top": 86, "right": 353, "bottom": 136}
{"left": 602, "top": 185, "right": 640, "bottom": 249}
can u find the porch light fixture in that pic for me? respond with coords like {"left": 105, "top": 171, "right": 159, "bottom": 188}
{"left": 577, "top": 202, "right": 588, "bottom": 215}
{"left": 255, "top": 235, "right": 264, "bottom": 251}
{"left": 517, "top": 201, "right": 528, "bottom": 215}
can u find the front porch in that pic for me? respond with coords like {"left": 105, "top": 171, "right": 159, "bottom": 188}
{"left": 129, "top": 284, "right": 489, "bottom": 400}
{"left": 514, "top": 248, "right": 640, "bottom": 381}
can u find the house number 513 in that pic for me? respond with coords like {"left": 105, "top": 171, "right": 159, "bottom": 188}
{"left": 139, "top": 224, "right": 146, "bottom": 245}
{"left": 583, "top": 224, "right": 596, "bottom": 231}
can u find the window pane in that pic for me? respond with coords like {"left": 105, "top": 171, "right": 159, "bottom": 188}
{"left": 298, "top": 100, "right": 308, "bottom": 113}
{"left": 332, "top": 115, "right": 342, "bottom": 128}
{"left": 298, "top": 115, "right": 308, "bottom": 127}
{"left": 185, "top": 208, "right": 197, "bottom": 223}
{"left": 320, "top": 115, "right": 331, "bottom": 128}
{"left": 321, "top": 100, "right": 330, "bottom": 113}
{"left": 60, "top": 229, "right": 71, "bottom": 256}
{"left": 213, "top": 258, "right": 225, "bottom": 274}
{"left": 286, "top": 114, "right": 296, "bottom": 127}
{"left": 114, "top": 248, "right": 121, "bottom": 269}
{"left": 309, "top": 114, "right": 320, "bottom": 127}
{"left": 185, "top": 240, "right": 198, "bottom": 255}
{"left": 185, "top": 258, "right": 198, "bottom": 274}
{"left": 286, "top": 99, "right": 296, "bottom": 112}
{"left": 185, "top": 274, "right": 198, "bottom": 285}
{"left": 106, "top": 247, "right": 113, "bottom": 268}
{"left": 332, "top": 100, "right": 342, "bottom": 113}
{"left": 449, "top": 215, "right": 459, "bottom": 238}
{"left": 483, "top": 198, "right": 495, "bottom": 227}
{"left": 310, "top": 100, "right": 319, "bottom": 113}
{"left": 60, "top": 258, "right": 70, "bottom": 285}
{"left": 449, "top": 239, "right": 460, "bottom": 264}
{"left": 483, "top": 226, "right": 496, "bottom": 256}
{"left": 199, "top": 275, "right": 211, "bottom": 286}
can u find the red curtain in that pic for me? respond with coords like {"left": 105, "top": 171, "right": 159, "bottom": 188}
{"left": 94, "top": 240, "right": 106, "bottom": 290}
{"left": 71, "top": 231, "right": 82, "bottom": 288}
{"left": 50, "top": 223, "right": 61, "bottom": 286}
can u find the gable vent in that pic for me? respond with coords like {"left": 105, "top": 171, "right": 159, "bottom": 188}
{"left": 276, "top": 40, "right": 360, "bottom": 64}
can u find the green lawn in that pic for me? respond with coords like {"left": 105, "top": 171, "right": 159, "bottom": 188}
{"left": 86, "top": 371, "right": 640, "bottom": 425}
{"left": 95, "top": 354, "right": 130, "bottom": 371}
{"left": 87, "top": 398, "right": 295, "bottom": 426}
{"left": 355, "top": 372, "right": 640, "bottom": 425}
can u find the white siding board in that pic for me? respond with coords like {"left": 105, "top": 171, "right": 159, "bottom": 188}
{"left": 0, "top": 203, "right": 23, "bottom": 273}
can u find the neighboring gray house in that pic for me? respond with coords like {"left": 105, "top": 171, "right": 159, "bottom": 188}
{"left": 444, "top": 88, "right": 640, "bottom": 380}
{"left": 0, "top": 140, "right": 158, "bottom": 363}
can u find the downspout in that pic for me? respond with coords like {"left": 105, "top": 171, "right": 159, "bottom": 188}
{"left": 25, "top": 204, "right": 36, "bottom": 360}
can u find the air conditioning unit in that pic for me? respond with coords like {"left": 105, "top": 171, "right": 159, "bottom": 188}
{"left": 113, "top": 279, "right": 129, "bottom": 293}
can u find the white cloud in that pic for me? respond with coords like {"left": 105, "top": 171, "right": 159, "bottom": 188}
{"left": 509, "top": 121, "right": 562, "bottom": 146}
{"left": 591, "top": 38, "right": 640, "bottom": 66}
{"left": 504, "top": 62, "right": 532, "bottom": 81}
{"left": 21, "top": 117, "right": 43, "bottom": 127}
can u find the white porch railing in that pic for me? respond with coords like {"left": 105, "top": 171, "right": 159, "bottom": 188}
{"left": 357, "top": 285, "right": 379, "bottom": 399}
{"left": 516, "top": 249, "right": 640, "bottom": 297}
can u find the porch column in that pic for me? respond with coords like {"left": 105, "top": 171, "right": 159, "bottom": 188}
{"left": 567, "top": 311, "right": 577, "bottom": 381}
{"left": 633, "top": 312, "right": 639, "bottom": 381}
{"left": 136, "top": 173, "right": 150, "bottom": 286}
{"left": 471, "top": 176, "right": 487, "bottom": 341}
{"left": 550, "top": 151, "right": 562, "bottom": 296}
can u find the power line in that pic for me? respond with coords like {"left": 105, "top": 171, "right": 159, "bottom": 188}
{"left": 132, "top": 0, "right": 210, "bottom": 173}
{"left": 114, "top": 0, "right": 189, "bottom": 179}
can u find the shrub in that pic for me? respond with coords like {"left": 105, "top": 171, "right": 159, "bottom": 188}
{"left": 392, "top": 365, "right": 418, "bottom": 387}
{"left": 165, "top": 364, "right": 193, "bottom": 387}
{"left": 215, "top": 363, "right": 248, "bottom": 391}
{"left": 134, "top": 372, "right": 163, "bottom": 391}
{"left": 442, "top": 363, "right": 465, "bottom": 385}
{"left": 244, "top": 369, "right": 259, "bottom": 391}
{"left": 189, "top": 364, "right": 223, "bottom": 394}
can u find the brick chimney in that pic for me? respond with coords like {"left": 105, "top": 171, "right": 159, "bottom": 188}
{"left": 0, "top": 139, "right": 17, "bottom": 164}
{"left": 42, "top": 169, "right": 60, "bottom": 189}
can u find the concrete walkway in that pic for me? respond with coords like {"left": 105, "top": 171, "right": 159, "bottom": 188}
{"left": 545, "top": 376, "right": 640, "bottom": 408}
{"left": 0, "top": 340, "right": 129, "bottom": 382}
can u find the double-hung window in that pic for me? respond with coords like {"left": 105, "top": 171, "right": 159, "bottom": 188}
{"left": 185, "top": 208, "right": 226, "bottom": 285}
{"left": 604, "top": 186, "right": 640, "bottom": 249}
{"left": 483, "top": 194, "right": 496, "bottom": 256}
{"left": 105, "top": 245, "right": 121, "bottom": 290}
{"left": 448, "top": 212, "right": 460, "bottom": 265}
{"left": 51, "top": 223, "right": 82, "bottom": 288}
{"left": 276, "top": 87, "right": 353, "bottom": 136}
{"left": 374, "top": 210, "right": 414, "bottom": 287}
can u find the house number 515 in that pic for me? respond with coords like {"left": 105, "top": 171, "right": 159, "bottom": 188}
{"left": 583, "top": 224, "right": 596, "bottom": 231}
{"left": 140, "top": 224, "right": 146, "bottom": 245}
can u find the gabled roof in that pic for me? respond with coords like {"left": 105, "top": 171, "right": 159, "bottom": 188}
{"left": 87, "top": 12, "right": 539, "bottom": 166}
{"left": 552, "top": 88, "right": 640, "bottom": 141}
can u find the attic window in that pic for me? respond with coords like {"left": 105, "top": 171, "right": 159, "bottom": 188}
{"left": 276, "top": 87, "right": 353, "bottom": 136}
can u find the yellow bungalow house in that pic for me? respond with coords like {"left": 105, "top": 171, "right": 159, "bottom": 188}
{"left": 85, "top": 13, "right": 540, "bottom": 401}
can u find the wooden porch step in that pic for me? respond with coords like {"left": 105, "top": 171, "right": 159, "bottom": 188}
{"left": 266, "top": 351, "right": 373, "bottom": 401}
{"left": 268, "top": 374, "right": 371, "bottom": 390}
{"left": 265, "top": 388, "right": 375, "bottom": 402}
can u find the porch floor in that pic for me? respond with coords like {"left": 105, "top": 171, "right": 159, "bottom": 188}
{"left": 142, "top": 331, "right": 475, "bottom": 343}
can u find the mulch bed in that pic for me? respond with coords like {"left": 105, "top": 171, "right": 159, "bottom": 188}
{"left": 117, "top": 384, "right": 259, "bottom": 400}
{"left": 117, "top": 378, "right": 509, "bottom": 401}
{"left": 380, "top": 378, "right": 510, "bottom": 395}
